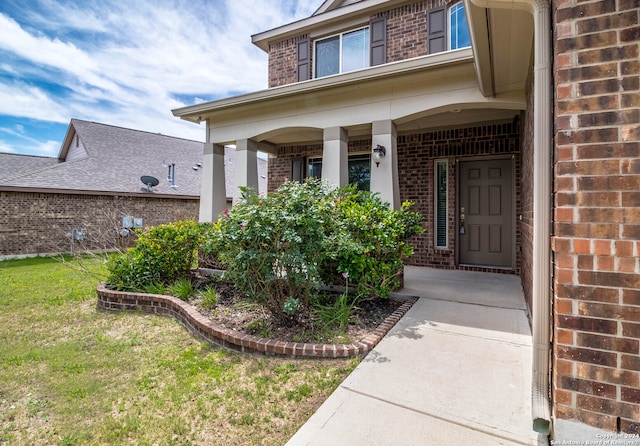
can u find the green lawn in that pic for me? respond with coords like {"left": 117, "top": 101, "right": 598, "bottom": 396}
{"left": 0, "top": 256, "right": 358, "bottom": 445}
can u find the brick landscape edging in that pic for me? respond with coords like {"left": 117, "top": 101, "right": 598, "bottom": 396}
{"left": 96, "top": 283, "right": 417, "bottom": 358}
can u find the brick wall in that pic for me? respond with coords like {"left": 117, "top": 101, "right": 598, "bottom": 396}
{"left": 268, "top": 35, "right": 308, "bottom": 88}
{"left": 398, "top": 123, "right": 521, "bottom": 272}
{"left": 0, "top": 191, "right": 199, "bottom": 258}
{"left": 552, "top": 0, "right": 640, "bottom": 434}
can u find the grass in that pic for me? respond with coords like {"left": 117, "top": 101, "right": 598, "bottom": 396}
{"left": 0, "top": 256, "right": 359, "bottom": 445}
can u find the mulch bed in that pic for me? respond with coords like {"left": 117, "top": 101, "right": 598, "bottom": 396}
{"left": 189, "top": 272, "right": 404, "bottom": 345}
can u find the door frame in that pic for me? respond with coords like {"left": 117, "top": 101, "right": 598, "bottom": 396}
{"left": 455, "top": 154, "right": 517, "bottom": 270}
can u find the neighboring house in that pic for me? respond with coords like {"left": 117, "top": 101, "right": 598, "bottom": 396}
{"left": 0, "top": 119, "right": 267, "bottom": 259}
{"left": 172, "top": 0, "right": 639, "bottom": 440}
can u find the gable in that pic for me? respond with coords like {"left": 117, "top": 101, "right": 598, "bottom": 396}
{"left": 57, "top": 120, "right": 88, "bottom": 162}
{"left": 314, "top": 0, "right": 362, "bottom": 15}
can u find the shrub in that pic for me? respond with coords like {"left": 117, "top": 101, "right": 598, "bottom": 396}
{"left": 106, "top": 220, "right": 202, "bottom": 291}
{"left": 207, "top": 180, "right": 422, "bottom": 322}
{"left": 214, "top": 181, "right": 335, "bottom": 322}
{"left": 328, "top": 188, "right": 423, "bottom": 299}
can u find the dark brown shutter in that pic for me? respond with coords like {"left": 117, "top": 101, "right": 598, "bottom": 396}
{"left": 290, "top": 157, "right": 305, "bottom": 182}
{"left": 427, "top": 7, "right": 446, "bottom": 54}
{"left": 370, "top": 16, "right": 386, "bottom": 66}
{"left": 297, "top": 39, "right": 310, "bottom": 82}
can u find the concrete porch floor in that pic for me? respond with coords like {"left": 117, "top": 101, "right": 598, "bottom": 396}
{"left": 286, "top": 266, "right": 549, "bottom": 446}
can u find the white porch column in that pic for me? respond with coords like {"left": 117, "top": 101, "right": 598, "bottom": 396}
{"left": 199, "top": 143, "right": 227, "bottom": 222}
{"left": 370, "top": 120, "right": 400, "bottom": 209}
{"left": 322, "top": 127, "right": 348, "bottom": 188}
{"left": 234, "top": 139, "right": 259, "bottom": 203}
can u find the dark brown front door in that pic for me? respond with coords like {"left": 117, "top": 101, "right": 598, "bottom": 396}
{"left": 459, "top": 158, "right": 513, "bottom": 268}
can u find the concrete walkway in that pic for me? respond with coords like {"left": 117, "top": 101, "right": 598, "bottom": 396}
{"left": 286, "top": 267, "right": 548, "bottom": 446}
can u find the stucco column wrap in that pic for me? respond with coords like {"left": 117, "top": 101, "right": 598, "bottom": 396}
{"left": 199, "top": 143, "right": 227, "bottom": 222}
{"left": 234, "top": 139, "right": 259, "bottom": 204}
{"left": 370, "top": 120, "right": 400, "bottom": 209}
{"left": 321, "top": 127, "right": 348, "bottom": 188}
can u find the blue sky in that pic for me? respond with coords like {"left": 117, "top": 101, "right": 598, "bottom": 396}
{"left": 0, "top": 0, "right": 320, "bottom": 156}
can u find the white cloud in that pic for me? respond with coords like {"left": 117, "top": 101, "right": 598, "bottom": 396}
{"left": 32, "top": 140, "right": 60, "bottom": 156}
{"left": 0, "top": 140, "right": 17, "bottom": 153}
{"left": 0, "top": 81, "right": 68, "bottom": 123}
{"left": 0, "top": 0, "right": 322, "bottom": 151}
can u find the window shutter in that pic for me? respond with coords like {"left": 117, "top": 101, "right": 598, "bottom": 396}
{"left": 290, "top": 157, "right": 305, "bottom": 182}
{"left": 297, "top": 39, "right": 310, "bottom": 82}
{"left": 369, "top": 16, "right": 386, "bottom": 66}
{"left": 427, "top": 7, "right": 446, "bottom": 54}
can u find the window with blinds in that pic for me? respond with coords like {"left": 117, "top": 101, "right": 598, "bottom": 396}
{"left": 435, "top": 160, "right": 448, "bottom": 248}
{"left": 314, "top": 27, "right": 370, "bottom": 78}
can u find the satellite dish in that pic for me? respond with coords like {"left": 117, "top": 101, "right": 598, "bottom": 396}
{"left": 141, "top": 175, "right": 159, "bottom": 192}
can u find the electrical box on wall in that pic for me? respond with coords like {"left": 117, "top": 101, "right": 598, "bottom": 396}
{"left": 122, "top": 216, "right": 143, "bottom": 229}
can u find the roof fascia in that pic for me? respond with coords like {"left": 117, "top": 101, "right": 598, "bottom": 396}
{"left": 252, "top": 0, "right": 408, "bottom": 52}
{"left": 0, "top": 185, "right": 199, "bottom": 199}
{"left": 464, "top": 0, "right": 494, "bottom": 97}
{"left": 57, "top": 120, "right": 76, "bottom": 161}
{"left": 173, "top": 48, "right": 474, "bottom": 121}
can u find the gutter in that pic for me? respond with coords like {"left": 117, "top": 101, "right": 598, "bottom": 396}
{"left": 469, "top": 0, "right": 553, "bottom": 435}
{"left": 0, "top": 186, "right": 200, "bottom": 200}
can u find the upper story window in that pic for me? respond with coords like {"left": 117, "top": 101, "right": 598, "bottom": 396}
{"left": 315, "top": 27, "right": 370, "bottom": 78}
{"left": 428, "top": 3, "right": 470, "bottom": 54}
{"left": 449, "top": 3, "right": 471, "bottom": 50}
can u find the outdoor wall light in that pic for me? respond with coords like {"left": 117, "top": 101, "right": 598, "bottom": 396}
{"left": 372, "top": 144, "right": 386, "bottom": 167}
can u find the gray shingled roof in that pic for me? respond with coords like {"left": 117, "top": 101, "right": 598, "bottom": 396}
{"left": 0, "top": 119, "right": 203, "bottom": 196}
{"left": 0, "top": 119, "right": 267, "bottom": 198}
{"left": 0, "top": 153, "right": 59, "bottom": 181}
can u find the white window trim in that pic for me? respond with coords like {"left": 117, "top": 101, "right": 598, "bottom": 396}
{"left": 434, "top": 159, "right": 448, "bottom": 249}
{"left": 313, "top": 26, "right": 370, "bottom": 78}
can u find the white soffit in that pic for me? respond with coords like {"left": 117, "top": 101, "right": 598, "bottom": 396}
{"left": 489, "top": 8, "right": 534, "bottom": 94}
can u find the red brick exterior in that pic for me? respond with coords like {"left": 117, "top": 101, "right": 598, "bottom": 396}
{"left": 268, "top": 35, "right": 309, "bottom": 88}
{"left": 397, "top": 123, "right": 521, "bottom": 273}
{"left": 552, "top": 0, "right": 640, "bottom": 434}
{"left": 0, "top": 191, "right": 199, "bottom": 258}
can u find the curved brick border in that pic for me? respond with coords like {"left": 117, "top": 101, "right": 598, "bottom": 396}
{"left": 96, "top": 283, "right": 417, "bottom": 358}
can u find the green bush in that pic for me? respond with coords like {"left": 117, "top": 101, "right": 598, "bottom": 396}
{"left": 213, "top": 181, "right": 335, "bottom": 322}
{"left": 207, "top": 180, "right": 422, "bottom": 322}
{"left": 329, "top": 188, "right": 423, "bottom": 299}
{"left": 106, "top": 220, "right": 202, "bottom": 291}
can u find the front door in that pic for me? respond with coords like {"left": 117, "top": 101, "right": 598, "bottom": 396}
{"left": 459, "top": 158, "right": 513, "bottom": 268}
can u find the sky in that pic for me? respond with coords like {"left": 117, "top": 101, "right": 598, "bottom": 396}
{"left": 0, "top": 0, "right": 321, "bottom": 157}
